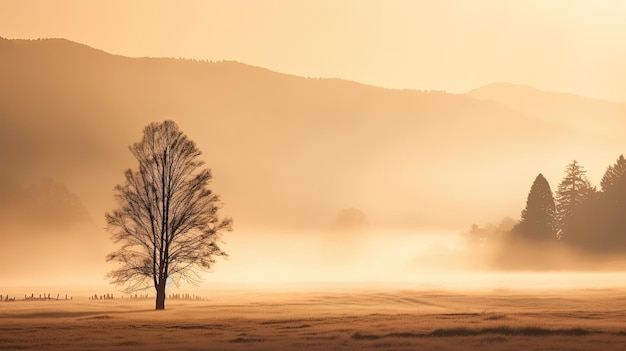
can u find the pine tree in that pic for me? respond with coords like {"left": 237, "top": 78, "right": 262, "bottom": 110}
{"left": 555, "top": 160, "right": 594, "bottom": 239}
{"left": 596, "top": 154, "right": 626, "bottom": 249}
{"left": 512, "top": 174, "right": 556, "bottom": 240}
{"left": 600, "top": 154, "right": 626, "bottom": 196}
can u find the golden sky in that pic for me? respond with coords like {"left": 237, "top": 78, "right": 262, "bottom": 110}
{"left": 2, "top": 0, "right": 626, "bottom": 101}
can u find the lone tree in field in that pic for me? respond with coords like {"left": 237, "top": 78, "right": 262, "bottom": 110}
{"left": 512, "top": 173, "right": 556, "bottom": 241}
{"left": 106, "top": 120, "right": 232, "bottom": 310}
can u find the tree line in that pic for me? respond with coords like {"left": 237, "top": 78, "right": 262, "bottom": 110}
{"left": 512, "top": 155, "right": 626, "bottom": 253}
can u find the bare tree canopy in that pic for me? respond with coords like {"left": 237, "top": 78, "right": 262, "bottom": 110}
{"left": 106, "top": 120, "right": 232, "bottom": 310}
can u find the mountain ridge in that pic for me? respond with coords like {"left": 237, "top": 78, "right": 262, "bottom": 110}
{"left": 467, "top": 81, "right": 626, "bottom": 137}
{"left": 1, "top": 36, "right": 624, "bottom": 234}
{"left": 468, "top": 82, "right": 626, "bottom": 105}
{"left": 6, "top": 36, "right": 618, "bottom": 105}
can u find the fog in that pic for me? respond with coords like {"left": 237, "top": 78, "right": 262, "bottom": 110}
{"left": 198, "top": 229, "right": 451, "bottom": 284}
{"left": 195, "top": 226, "right": 626, "bottom": 287}
{"left": 2, "top": 36, "right": 626, "bottom": 296}
{"left": 5, "top": 5, "right": 626, "bottom": 351}
{"left": 5, "top": 209, "right": 626, "bottom": 293}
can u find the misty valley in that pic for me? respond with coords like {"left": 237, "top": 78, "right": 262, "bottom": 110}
{"left": 3, "top": 32, "right": 626, "bottom": 351}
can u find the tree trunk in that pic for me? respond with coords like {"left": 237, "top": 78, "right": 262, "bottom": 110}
{"left": 155, "top": 281, "right": 166, "bottom": 310}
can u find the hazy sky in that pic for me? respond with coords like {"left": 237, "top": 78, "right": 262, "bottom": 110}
{"left": 2, "top": 0, "right": 626, "bottom": 101}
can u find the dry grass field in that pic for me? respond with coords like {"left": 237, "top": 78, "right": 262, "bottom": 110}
{"left": 1, "top": 287, "right": 626, "bottom": 350}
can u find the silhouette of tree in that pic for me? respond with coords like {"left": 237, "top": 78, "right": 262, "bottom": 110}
{"left": 593, "top": 154, "right": 626, "bottom": 250}
{"left": 333, "top": 208, "right": 368, "bottom": 231}
{"left": 512, "top": 173, "right": 556, "bottom": 241}
{"left": 555, "top": 160, "right": 594, "bottom": 240}
{"left": 560, "top": 190, "right": 603, "bottom": 251}
{"left": 105, "top": 120, "right": 232, "bottom": 310}
{"left": 601, "top": 154, "right": 626, "bottom": 196}
{"left": 324, "top": 208, "right": 368, "bottom": 262}
{"left": 462, "top": 217, "right": 514, "bottom": 251}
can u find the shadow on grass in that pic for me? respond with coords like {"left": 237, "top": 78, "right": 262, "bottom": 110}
{"left": 229, "top": 337, "right": 266, "bottom": 343}
{"left": 7, "top": 309, "right": 155, "bottom": 319}
{"left": 352, "top": 327, "right": 597, "bottom": 340}
{"left": 260, "top": 318, "right": 321, "bottom": 325}
{"left": 430, "top": 327, "right": 592, "bottom": 337}
{"left": 277, "top": 324, "right": 311, "bottom": 330}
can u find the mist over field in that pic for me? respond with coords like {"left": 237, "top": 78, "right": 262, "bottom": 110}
{"left": 2, "top": 35, "right": 626, "bottom": 290}
{"left": 3, "top": 2, "right": 626, "bottom": 350}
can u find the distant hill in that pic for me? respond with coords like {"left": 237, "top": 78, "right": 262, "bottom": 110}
{"left": 467, "top": 82, "right": 626, "bottom": 137}
{"left": 1, "top": 37, "right": 625, "bottom": 238}
{"left": 0, "top": 177, "right": 93, "bottom": 230}
{"left": 0, "top": 177, "right": 105, "bottom": 282}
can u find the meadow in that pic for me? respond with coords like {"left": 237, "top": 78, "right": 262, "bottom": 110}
{"left": 1, "top": 287, "right": 625, "bottom": 350}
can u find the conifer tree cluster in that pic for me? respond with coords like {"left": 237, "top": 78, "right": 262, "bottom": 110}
{"left": 512, "top": 155, "right": 626, "bottom": 253}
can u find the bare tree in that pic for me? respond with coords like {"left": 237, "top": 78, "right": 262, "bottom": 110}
{"left": 106, "top": 120, "right": 232, "bottom": 310}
